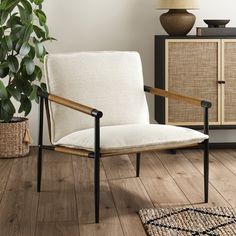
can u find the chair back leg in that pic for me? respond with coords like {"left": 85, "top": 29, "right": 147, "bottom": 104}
{"left": 37, "top": 96, "right": 44, "bottom": 192}
{"left": 136, "top": 153, "right": 141, "bottom": 177}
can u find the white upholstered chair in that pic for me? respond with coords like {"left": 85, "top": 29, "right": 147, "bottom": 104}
{"left": 37, "top": 51, "right": 211, "bottom": 223}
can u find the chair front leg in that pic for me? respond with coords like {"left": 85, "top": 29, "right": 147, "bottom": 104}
{"left": 37, "top": 96, "right": 44, "bottom": 192}
{"left": 204, "top": 139, "right": 209, "bottom": 203}
{"left": 94, "top": 116, "right": 101, "bottom": 223}
{"left": 37, "top": 147, "right": 43, "bottom": 192}
{"left": 203, "top": 107, "right": 209, "bottom": 203}
{"left": 136, "top": 153, "right": 141, "bottom": 177}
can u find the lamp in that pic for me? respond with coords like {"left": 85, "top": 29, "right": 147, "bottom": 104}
{"left": 156, "top": 0, "right": 200, "bottom": 36}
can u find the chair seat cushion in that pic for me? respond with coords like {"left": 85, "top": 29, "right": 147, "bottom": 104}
{"left": 54, "top": 124, "right": 208, "bottom": 153}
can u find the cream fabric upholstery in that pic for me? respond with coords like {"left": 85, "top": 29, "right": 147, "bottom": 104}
{"left": 44, "top": 51, "right": 149, "bottom": 143}
{"left": 54, "top": 124, "right": 208, "bottom": 153}
{"left": 45, "top": 51, "right": 209, "bottom": 153}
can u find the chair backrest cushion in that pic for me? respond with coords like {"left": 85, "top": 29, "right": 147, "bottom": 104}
{"left": 44, "top": 51, "right": 149, "bottom": 143}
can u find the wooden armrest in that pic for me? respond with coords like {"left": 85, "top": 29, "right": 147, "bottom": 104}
{"left": 37, "top": 90, "right": 103, "bottom": 118}
{"left": 144, "top": 86, "right": 212, "bottom": 108}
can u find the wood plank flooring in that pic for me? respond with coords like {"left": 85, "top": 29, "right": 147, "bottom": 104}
{"left": 0, "top": 148, "right": 236, "bottom": 236}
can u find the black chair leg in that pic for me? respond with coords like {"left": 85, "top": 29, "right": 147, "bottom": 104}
{"left": 136, "top": 153, "right": 141, "bottom": 177}
{"left": 94, "top": 153, "right": 100, "bottom": 223}
{"left": 37, "top": 96, "right": 44, "bottom": 192}
{"left": 204, "top": 139, "right": 209, "bottom": 203}
{"left": 170, "top": 149, "right": 177, "bottom": 154}
{"left": 37, "top": 147, "right": 43, "bottom": 192}
{"left": 94, "top": 116, "right": 100, "bottom": 223}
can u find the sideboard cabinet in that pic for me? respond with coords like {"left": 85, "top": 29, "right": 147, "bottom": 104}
{"left": 155, "top": 36, "right": 236, "bottom": 129}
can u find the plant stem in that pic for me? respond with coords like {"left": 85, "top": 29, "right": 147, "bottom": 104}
{"left": 8, "top": 77, "right": 12, "bottom": 85}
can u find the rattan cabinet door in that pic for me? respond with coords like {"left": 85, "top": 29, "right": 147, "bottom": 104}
{"left": 222, "top": 40, "right": 236, "bottom": 124}
{"left": 166, "top": 39, "right": 220, "bottom": 125}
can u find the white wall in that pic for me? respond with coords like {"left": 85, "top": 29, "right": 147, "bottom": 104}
{"left": 28, "top": 0, "right": 236, "bottom": 145}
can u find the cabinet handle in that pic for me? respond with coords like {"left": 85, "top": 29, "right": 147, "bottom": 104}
{"left": 218, "top": 81, "right": 225, "bottom": 84}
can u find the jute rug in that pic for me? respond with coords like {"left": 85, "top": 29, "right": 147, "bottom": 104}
{"left": 139, "top": 207, "right": 236, "bottom": 236}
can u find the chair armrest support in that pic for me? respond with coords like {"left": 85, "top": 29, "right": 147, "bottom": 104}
{"left": 37, "top": 90, "right": 103, "bottom": 118}
{"left": 144, "top": 85, "right": 212, "bottom": 108}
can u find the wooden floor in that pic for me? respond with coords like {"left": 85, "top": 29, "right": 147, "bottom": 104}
{"left": 0, "top": 148, "right": 236, "bottom": 236}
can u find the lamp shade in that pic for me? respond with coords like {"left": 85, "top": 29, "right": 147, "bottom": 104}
{"left": 156, "top": 0, "right": 200, "bottom": 9}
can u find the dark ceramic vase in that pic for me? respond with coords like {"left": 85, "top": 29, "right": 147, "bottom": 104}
{"left": 160, "top": 9, "right": 196, "bottom": 36}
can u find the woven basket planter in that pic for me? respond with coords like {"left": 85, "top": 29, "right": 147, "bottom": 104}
{"left": 0, "top": 117, "right": 31, "bottom": 158}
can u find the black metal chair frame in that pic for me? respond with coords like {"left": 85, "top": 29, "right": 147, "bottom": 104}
{"left": 37, "top": 86, "right": 211, "bottom": 223}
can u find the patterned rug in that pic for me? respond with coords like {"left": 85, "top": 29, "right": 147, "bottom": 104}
{"left": 139, "top": 207, "right": 236, "bottom": 236}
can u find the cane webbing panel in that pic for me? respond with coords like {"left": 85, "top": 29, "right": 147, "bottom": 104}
{"left": 167, "top": 41, "right": 219, "bottom": 124}
{"left": 224, "top": 42, "right": 236, "bottom": 123}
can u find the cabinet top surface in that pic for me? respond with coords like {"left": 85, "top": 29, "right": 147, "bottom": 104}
{"left": 155, "top": 35, "right": 236, "bottom": 39}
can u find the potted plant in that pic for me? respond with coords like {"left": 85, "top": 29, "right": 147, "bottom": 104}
{"left": 0, "top": 0, "right": 52, "bottom": 158}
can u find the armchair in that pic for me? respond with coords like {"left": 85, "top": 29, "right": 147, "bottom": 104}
{"left": 38, "top": 51, "right": 211, "bottom": 223}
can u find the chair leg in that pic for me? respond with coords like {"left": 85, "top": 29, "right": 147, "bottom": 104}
{"left": 204, "top": 139, "right": 209, "bottom": 203}
{"left": 37, "top": 147, "right": 43, "bottom": 192}
{"left": 170, "top": 149, "right": 177, "bottom": 154}
{"left": 136, "top": 153, "right": 141, "bottom": 177}
{"left": 94, "top": 116, "right": 100, "bottom": 223}
{"left": 94, "top": 152, "right": 100, "bottom": 223}
{"left": 37, "top": 96, "right": 44, "bottom": 192}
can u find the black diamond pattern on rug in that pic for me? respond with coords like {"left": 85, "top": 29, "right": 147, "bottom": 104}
{"left": 139, "top": 207, "right": 236, "bottom": 236}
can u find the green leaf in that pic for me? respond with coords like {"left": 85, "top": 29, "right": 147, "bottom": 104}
{"left": 43, "top": 23, "right": 49, "bottom": 39}
{"left": 29, "top": 84, "right": 38, "bottom": 101}
{"left": 28, "top": 45, "right": 35, "bottom": 59}
{"left": 0, "top": 80, "right": 8, "bottom": 99}
{"left": 22, "top": 79, "right": 32, "bottom": 96}
{"left": 35, "top": 65, "right": 42, "bottom": 81}
{"left": 19, "top": 95, "right": 31, "bottom": 116}
{"left": 33, "top": 25, "right": 45, "bottom": 39}
{"left": 7, "top": 85, "right": 21, "bottom": 101}
{"left": 0, "top": 99, "right": 15, "bottom": 122}
{"left": 15, "top": 76, "right": 31, "bottom": 94}
{"left": 11, "top": 24, "right": 23, "bottom": 37}
{"left": 6, "top": 14, "right": 21, "bottom": 28}
{"left": 3, "top": 99, "right": 15, "bottom": 114}
{"left": 22, "top": 24, "right": 33, "bottom": 41}
{"left": 5, "top": 36, "right": 13, "bottom": 50}
{"left": 0, "top": 62, "right": 9, "bottom": 78}
{"left": 0, "top": 0, "right": 20, "bottom": 10}
{"left": 23, "top": 68, "right": 35, "bottom": 82}
{"left": 40, "top": 82, "right": 47, "bottom": 91}
{"left": 35, "top": 41, "right": 44, "bottom": 57}
{"left": 0, "top": 10, "right": 9, "bottom": 25}
{"left": 0, "top": 45, "right": 7, "bottom": 61}
{"left": 34, "top": 9, "right": 46, "bottom": 25}
{"left": 15, "top": 39, "right": 23, "bottom": 53}
{"left": 15, "top": 77, "right": 24, "bottom": 93}
{"left": 33, "top": 0, "right": 44, "bottom": 5}
{"left": 19, "top": 42, "right": 31, "bottom": 56}
{"left": 7, "top": 55, "right": 19, "bottom": 73}
{"left": 0, "top": 109, "right": 12, "bottom": 122}
{"left": 24, "top": 58, "right": 35, "bottom": 75}
{"left": 21, "top": 0, "right": 32, "bottom": 14}
{"left": 0, "top": 27, "right": 4, "bottom": 38}
{"left": 17, "top": 4, "right": 28, "bottom": 23}
{"left": 18, "top": 103, "right": 24, "bottom": 113}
